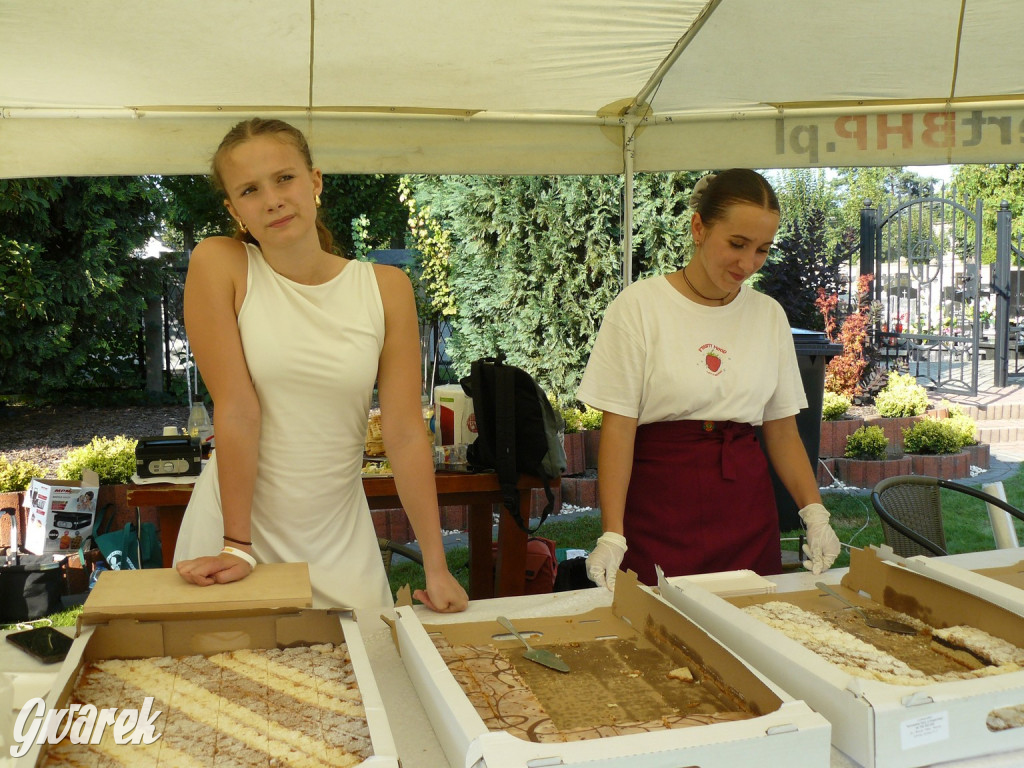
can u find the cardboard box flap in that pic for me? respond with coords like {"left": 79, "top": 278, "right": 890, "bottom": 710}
{"left": 870, "top": 546, "right": 1024, "bottom": 618}
{"left": 81, "top": 562, "right": 312, "bottom": 624}
{"left": 844, "top": 546, "right": 1024, "bottom": 644}
{"left": 25, "top": 469, "right": 99, "bottom": 489}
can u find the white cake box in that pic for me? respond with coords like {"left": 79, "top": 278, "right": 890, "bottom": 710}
{"left": 393, "top": 570, "right": 831, "bottom": 768}
{"left": 658, "top": 546, "right": 1024, "bottom": 768}
{"left": 21, "top": 563, "right": 398, "bottom": 767}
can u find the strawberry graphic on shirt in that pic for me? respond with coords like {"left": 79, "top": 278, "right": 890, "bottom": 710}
{"left": 699, "top": 343, "right": 726, "bottom": 376}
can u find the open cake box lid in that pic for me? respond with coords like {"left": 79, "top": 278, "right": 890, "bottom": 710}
{"left": 79, "top": 562, "right": 313, "bottom": 626}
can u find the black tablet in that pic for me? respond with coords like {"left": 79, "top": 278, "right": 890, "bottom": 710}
{"left": 6, "top": 626, "right": 74, "bottom": 664}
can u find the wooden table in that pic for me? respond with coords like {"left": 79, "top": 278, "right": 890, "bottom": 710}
{"left": 126, "top": 472, "right": 555, "bottom": 600}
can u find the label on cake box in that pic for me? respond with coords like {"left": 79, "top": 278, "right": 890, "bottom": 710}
{"left": 900, "top": 711, "right": 950, "bottom": 750}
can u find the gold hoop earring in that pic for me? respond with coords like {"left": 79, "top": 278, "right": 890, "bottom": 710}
{"left": 238, "top": 220, "right": 248, "bottom": 233}
{"left": 315, "top": 194, "right": 322, "bottom": 208}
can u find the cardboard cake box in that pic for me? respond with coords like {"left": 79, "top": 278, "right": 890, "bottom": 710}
{"left": 394, "top": 570, "right": 831, "bottom": 768}
{"left": 659, "top": 546, "right": 1024, "bottom": 768}
{"left": 24, "top": 563, "right": 398, "bottom": 767}
{"left": 21, "top": 470, "right": 99, "bottom": 555}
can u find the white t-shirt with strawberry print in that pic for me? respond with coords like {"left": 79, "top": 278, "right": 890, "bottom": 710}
{"left": 577, "top": 275, "right": 806, "bottom": 427}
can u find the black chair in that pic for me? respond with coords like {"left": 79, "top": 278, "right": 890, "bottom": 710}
{"left": 871, "top": 475, "right": 1024, "bottom": 557}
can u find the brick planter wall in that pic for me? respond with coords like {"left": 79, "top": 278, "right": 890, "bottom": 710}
{"left": 583, "top": 430, "right": 601, "bottom": 469}
{"left": 817, "top": 458, "right": 837, "bottom": 486}
{"left": 819, "top": 418, "right": 865, "bottom": 458}
{"left": 562, "top": 432, "right": 586, "bottom": 476}
{"left": 964, "top": 443, "right": 991, "bottom": 470}
{"left": 909, "top": 451, "right": 971, "bottom": 480}
{"left": 833, "top": 456, "right": 913, "bottom": 488}
{"left": 560, "top": 476, "right": 599, "bottom": 508}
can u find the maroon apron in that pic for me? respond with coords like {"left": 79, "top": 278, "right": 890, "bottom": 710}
{"left": 620, "top": 419, "right": 782, "bottom": 585}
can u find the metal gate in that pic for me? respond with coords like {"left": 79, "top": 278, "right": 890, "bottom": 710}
{"left": 992, "top": 206, "right": 1024, "bottom": 383}
{"left": 862, "top": 192, "right": 983, "bottom": 395}
{"left": 161, "top": 260, "right": 202, "bottom": 403}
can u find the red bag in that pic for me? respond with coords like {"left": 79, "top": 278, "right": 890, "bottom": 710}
{"left": 492, "top": 536, "right": 557, "bottom": 595}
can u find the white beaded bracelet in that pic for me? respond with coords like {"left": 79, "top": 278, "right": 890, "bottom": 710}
{"left": 221, "top": 546, "right": 257, "bottom": 570}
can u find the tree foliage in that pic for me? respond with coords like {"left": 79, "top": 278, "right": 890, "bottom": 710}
{"left": 831, "top": 167, "right": 939, "bottom": 234}
{"left": 411, "top": 172, "right": 700, "bottom": 402}
{"left": 157, "top": 175, "right": 230, "bottom": 252}
{"left": 949, "top": 164, "right": 1024, "bottom": 265}
{"left": 0, "top": 176, "right": 165, "bottom": 397}
{"left": 156, "top": 173, "right": 408, "bottom": 259}
{"left": 320, "top": 174, "right": 407, "bottom": 257}
{"left": 400, "top": 178, "right": 455, "bottom": 322}
{"left": 757, "top": 170, "right": 853, "bottom": 330}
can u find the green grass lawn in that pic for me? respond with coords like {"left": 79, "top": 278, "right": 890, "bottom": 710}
{"left": 11, "top": 466, "right": 1024, "bottom": 627}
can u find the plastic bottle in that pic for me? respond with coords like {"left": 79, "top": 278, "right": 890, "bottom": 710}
{"left": 187, "top": 403, "right": 214, "bottom": 458}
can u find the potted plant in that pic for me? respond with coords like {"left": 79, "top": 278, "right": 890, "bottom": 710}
{"left": 818, "top": 391, "right": 864, "bottom": 459}
{"left": 834, "top": 425, "right": 911, "bottom": 488}
{"left": 866, "top": 372, "right": 946, "bottom": 453}
{"left": 901, "top": 418, "right": 973, "bottom": 480}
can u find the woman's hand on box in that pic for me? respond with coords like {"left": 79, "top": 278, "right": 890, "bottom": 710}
{"left": 176, "top": 550, "right": 253, "bottom": 586}
{"left": 414, "top": 569, "right": 468, "bottom": 613}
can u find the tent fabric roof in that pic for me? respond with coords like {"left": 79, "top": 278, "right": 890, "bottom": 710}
{"left": 3, "top": 0, "right": 1024, "bottom": 177}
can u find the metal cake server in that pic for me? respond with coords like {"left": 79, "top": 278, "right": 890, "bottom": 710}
{"left": 816, "top": 582, "right": 919, "bottom": 635}
{"left": 497, "top": 616, "right": 570, "bottom": 673}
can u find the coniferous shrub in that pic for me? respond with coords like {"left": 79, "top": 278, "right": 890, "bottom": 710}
{"left": 412, "top": 172, "right": 700, "bottom": 400}
{"left": 561, "top": 406, "right": 584, "bottom": 434}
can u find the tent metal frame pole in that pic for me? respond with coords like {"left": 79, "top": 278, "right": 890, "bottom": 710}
{"left": 623, "top": 120, "right": 636, "bottom": 286}
{"left": 627, "top": 0, "right": 724, "bottom": 115}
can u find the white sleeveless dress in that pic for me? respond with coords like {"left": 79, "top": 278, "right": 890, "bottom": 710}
{"left": 174, "top": 244, "right": 393, "bottom": 610}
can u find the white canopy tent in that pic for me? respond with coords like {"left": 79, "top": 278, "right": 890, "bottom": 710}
{"left": 4, "top": 0, "right": 1024, "bottom": 277}
{"left": 5, "top": 0, "right": 1024, "bottom": 177}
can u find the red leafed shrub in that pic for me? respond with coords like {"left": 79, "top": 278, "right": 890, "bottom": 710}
{"left": 817, "top": 274, "right": 874, "bottom": 399}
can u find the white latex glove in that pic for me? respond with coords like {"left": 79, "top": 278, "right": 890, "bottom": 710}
{"left": 586, "top": 532, "right": 627, "bottom": 591}
{"left": 798, "top": 502, "right": 842, "bottom": 575}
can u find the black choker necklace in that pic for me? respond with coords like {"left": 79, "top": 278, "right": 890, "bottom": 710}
{"left": 681, "top": 266, "right": 731, "bottom": 305}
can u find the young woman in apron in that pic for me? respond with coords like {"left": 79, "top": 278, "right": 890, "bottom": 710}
{"left": 577, "top": 169, "right": 841, "bottom": 588}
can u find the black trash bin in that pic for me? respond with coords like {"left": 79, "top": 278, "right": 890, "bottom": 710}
{"left": 757, "top": 328, "right": 843, "bottom": 531}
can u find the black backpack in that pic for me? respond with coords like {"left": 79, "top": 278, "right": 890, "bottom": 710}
{"left": 460, "top": 357, "right": 567, "bottom": 533}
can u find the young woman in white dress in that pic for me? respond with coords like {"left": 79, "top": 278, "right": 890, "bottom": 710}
{"left": 174, "top": 118, "right": 467, "bottom": 613}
